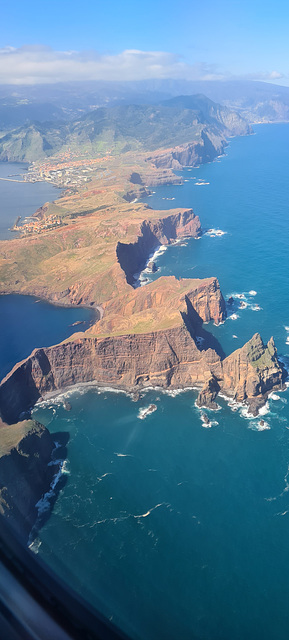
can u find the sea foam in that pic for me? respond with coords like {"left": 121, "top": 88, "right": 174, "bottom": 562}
{"left": 28, "top": 441, "right": 70, "bottom": 550}
{"left": 205, "top": 228, "right": 226, "bottom": 237}
{"left": 138, "top": 404, "right": 157, "bottom": 420}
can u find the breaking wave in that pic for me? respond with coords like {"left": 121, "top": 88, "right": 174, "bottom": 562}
{"left": 138, "top": 404, "right": 157, "bottom": 420}
{"left": 28, "top": 441, "right": 70, "bottom": 551}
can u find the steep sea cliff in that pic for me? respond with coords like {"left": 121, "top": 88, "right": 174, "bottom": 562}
{"left": 0, "top": 420, "right": 60, "bottom": 537}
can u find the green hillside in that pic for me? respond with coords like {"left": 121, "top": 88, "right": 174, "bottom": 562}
{"left": 0, "top": 94, "right": 251, "bottom": 162}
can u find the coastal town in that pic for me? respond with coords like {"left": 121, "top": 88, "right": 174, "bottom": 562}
{"left": 0, "top": 147, "right": 112, "bottom": 190}
{"left": 25, "top": 149, "right": 112, "bottom": 187}
{"left": 11, "top": 213, "right": 63, "bottom": 235}
{"left": 6, "top": 149, "right": 115, "bottom": 235}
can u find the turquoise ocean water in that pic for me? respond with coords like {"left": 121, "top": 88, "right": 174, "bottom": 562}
{"left": 4, "top": 125, "right": 289, "bottom": 638}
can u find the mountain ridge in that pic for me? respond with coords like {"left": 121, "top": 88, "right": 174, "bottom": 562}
{"left": 0, "top": 79, "right": 289, "bottom": 128}
{"left": 0, "top": 94, "right": 251, "bottom": 162}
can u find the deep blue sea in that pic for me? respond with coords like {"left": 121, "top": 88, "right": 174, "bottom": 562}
{"left": 4, "top": 125, "right": 289, "bottom": 639}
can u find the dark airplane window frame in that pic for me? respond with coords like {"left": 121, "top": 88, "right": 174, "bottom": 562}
{"left": 0, "top": 514, "right": 130, "bottom": 640}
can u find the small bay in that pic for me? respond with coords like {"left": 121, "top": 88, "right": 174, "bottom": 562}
{"left": 0, "top": 162, "right": 60, "bottom": 240}
{"left": 0, "top": 295, "right": 94, "bottom": 380}
{"left": 0, "top": 166, "right": 94, "bottom": 379}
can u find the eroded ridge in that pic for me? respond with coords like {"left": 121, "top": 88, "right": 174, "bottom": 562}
{"left": 0, "top": 283, "right": 282, "bottom": 425}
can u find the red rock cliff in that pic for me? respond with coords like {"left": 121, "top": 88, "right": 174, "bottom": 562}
{"left": 116, "top": 209, "right": 201, "bottom": 286}
{"left": 0, "top": 324, "right": 283, "bottom": 425}
{"left": 0, "top": 323, "right": 223, "bottom": 424}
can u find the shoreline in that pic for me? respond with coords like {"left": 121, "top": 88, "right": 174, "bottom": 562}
{"left": 0, "top": 121, "right": 250, "bottom": 245}
{"left": 36, "top": 381, "right": 202, "bottom": 403}
{"left": 35, "top": 376, "right": 284, "bottom": 422}
{"left": 0, "top": 290, "right": 101, "bottom": 320}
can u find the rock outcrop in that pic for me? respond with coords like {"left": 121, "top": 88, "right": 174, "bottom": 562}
{"left": 196, "top": 333, "right": 283, "bottom": 415}
{"left": 184, "top": 279, "right": 226, "bottom": 326}
{"left": 221, "top": 333, "right": 283, "bottom": 415}
{"left": 196, "top": 373, "right": 220, "bottom": 410}
{"left": 0, "top": 420, "right": 58, "bottom": 537}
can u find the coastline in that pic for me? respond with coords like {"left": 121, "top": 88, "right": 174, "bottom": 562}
{"left": 0, "top": 124, "right": 284, "bottom": 421}
{"left": 33, "top": 377, "right": 277, "bottom": 419}
{"left": 0, "top": 289, "right": 101, "bottom": 316}
{"left": 1, "top": 122, "right": 289, "bottom": 547}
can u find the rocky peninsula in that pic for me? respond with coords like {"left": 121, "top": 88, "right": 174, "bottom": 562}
{"left": 0, "top": 97, "right": 281, "bottom": 538}
{"left": 0, "top": 158, "right": 283, "bottom": 426}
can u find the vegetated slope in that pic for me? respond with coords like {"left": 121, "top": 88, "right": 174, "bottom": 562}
{"left": 159, "top": 94, "right": 248, "bottom": 132}
{"left": 0, "top": 94, "right": 250, "bottom": 162}
{"left": 0, "top": 97, "right": 66, "bottom": 130}
{"left": 0, "top": 122, "right": 69, "bottom": 163}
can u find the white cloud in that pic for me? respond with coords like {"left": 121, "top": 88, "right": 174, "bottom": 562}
{"left": 267, "top": 70, "right": 283, "bottom": 80}
{"left": 0, "top": 46, "right": 227, "bottom": 84}
{"left": 238, "top": 69, "right": 285, "bottom": 82}
{"left": 0, "top": 46, "right": 285, "bottom": 86}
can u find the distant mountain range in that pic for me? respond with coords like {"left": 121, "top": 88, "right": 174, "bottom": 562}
{"left": 0, "top": 94, "right": 251, "bottom": 162}
{"left": 0, "top": 79, "right": 289, "bottom": 130}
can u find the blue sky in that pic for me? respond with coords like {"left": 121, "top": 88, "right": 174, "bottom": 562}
{"left": 0, "top": 0, "right": 288, "bottom": 84}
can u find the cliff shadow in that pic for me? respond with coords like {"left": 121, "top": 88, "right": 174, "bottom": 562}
{"left": 0, "top": 350, "right": 55, "bottom": 426}
{"left": 276, "top": 355, "right": 289, "bottom": 386}
{"left": 182, "top": 297, "right": 226, "bottom": 360}
{"left": 116, "top": 228, "right": 160, "bottom": 287}
{"left": 29, "top": 431, "right": 70, "bottom": 544}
